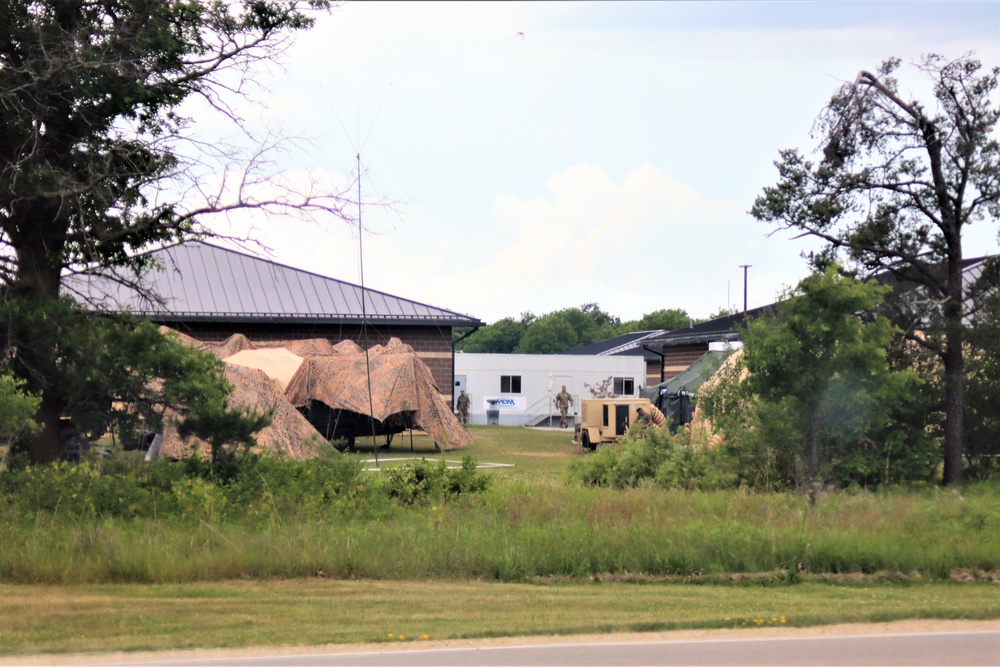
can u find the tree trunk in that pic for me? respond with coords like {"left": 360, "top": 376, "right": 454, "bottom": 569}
{"left": 808, "top": 401, "right": 821, "bottom": 483}
{"left": 11, "top": 233, "right": 69, "bottom": 464}
{"left": 941, "top": 252, "right": 965, "bottom": 486}
{"left": 29, "top": 395, "right": 67, "bottom": 464}
{"left": 941, "top": 346, "right": 964, "bottom": 486}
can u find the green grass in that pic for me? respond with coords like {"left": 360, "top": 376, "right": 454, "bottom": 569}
{"left": 2, "top": 580, "right": 997, "bottom": 656}
{"left": 5, "top": 482, "right": 997, "bottom": 584}
{"left": 342, "top": 425, "right": 578, "bottom": 481}
{"left": 1, "top": 425, "right": 998, "bottom": 656}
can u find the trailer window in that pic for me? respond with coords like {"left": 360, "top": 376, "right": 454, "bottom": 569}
{"left": 613, "top": 377, "right": 635, "bottom": 395}
{"left": 500, "top": 375, "right": 521, "bottom": 394}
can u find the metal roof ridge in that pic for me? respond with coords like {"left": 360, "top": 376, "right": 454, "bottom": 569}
{"left": 153, "top": 240, "right": 482, "bottom": 322}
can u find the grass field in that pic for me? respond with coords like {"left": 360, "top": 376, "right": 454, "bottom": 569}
{"left": 3, "top": 580, "right": 998, "bottom": 656}
{"left": 1, "top": 425, "right": 998, "bottom": 657}
{"left": 344, "top": 424, "right": 577, "bottom": 480}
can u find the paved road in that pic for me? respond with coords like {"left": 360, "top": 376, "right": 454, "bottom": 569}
{"left": 101, "top": 631, "right": 999, "bottom": 666}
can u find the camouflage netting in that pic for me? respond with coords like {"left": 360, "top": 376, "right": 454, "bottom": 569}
{"left": 687, "top": 350, "right": 745, "bottom": 449}
{"left": 156, "top": 329, "right": 471, "bottom": 457}
{"left": 284, "top": 337, "right": 473, "bottom": 450}
{"left": 222, "top": 347, "right": 304, "bottom": 391}
{"left": 159, "top": 362, "right": 322, "bottom": 460}
{"left": 270, "top": 338, "right": 341, "bottom": 357}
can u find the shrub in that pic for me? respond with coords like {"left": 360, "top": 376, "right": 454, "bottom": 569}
{"left": 567, "top": 425, "right": 741, "bottom": 491}
{"left": 654, "top": 430, "right": 738, "bottom": 491}
{"left": 385, "top": 457, "right": 491, "bottom": 504}
{"left": 0, "top": 449, "right": 372, "bottom": 522}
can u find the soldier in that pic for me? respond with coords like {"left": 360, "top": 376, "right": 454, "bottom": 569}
{"left": 635, "top": 405, "right": 666, "bottom": 432}
{"left": 456, "top": 389, "right": 470, "bottom": 425}
{"left": 554, "top": 385, "right": 573, "bottom": 428}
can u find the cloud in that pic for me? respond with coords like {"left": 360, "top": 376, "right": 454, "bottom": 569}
{"left": 191, "top": 2, "right": 998, "bottom": 328}
{"left": 342, "top": 162, "right": 752, "bottom": 323}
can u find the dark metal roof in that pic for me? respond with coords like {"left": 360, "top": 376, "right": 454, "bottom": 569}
{"left": 642, "top": 304, "right": 775, "bottom": 347}
{"left": 560, "top": 330, "right": 666, "bottom": 356}
{"left": 66, "top": 241, "right": 484, "bottom": 327}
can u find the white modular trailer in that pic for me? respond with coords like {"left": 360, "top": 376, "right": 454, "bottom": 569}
{"left": 453, "top": 353, "right": 647, "bottom": 427}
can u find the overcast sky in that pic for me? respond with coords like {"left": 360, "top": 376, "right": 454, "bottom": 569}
{"left": 204, "top": 1, "right": 1000, "bottom": 325}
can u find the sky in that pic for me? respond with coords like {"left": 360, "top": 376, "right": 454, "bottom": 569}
{"left": 199, "top": 1, "right": 1000, "bottom": 325}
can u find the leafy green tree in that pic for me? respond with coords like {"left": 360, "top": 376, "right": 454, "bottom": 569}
{"left": 0, "top": 373, "right": 40, "bottom": 448}
{"left": 2, "top": 298, "right": 271, "bottom": 464}
{"left": 460, "top": 303, "right": 711, "bottom": 354}
{"left": 0, "top": 0, "right": 335, "bottom": 462}
{"left": 177, "top": 401, "right": 274, "bottom": 479}
{"left": 624, "top": 308, "right": 691, "bottom": 332}
{"left": 965, "top": 291, "right": 1000, "bottom": 478}
{"left": 751, "top": 54, "right": 1000, "bottom": 485}
{"left": 455, "top": 314, "right": 535, "bottom": 353}
{"left": 578, "top": 303, "right": 621, "bottom": 330}
{"left": 517, "top": 304, "right": 620, "bottom": 353}
{"left": 702, "top": 267, "right": 927, "bottom": 489}
{"left": 703, "top": 307, "right": 736, "bottom": 321}
{"left": 516, "top": 316, "right": 579, "bottom": 354}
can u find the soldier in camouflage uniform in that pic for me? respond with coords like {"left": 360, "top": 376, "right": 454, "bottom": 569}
{"left": 555, "top": 385, "right": 573, "bottom": 428}
{"left": 456, "top": 389, "right": 470, "bottom": 425}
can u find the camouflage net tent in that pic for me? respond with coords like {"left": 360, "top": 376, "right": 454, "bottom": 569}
{"left": 155, "top": 329, "right": 471, "bottom": 458}
{"left": 285, "top": 337, "right": 473, "bottom": 450}
{"left": 159, "top": 362, "right": 321, "bottom": 460}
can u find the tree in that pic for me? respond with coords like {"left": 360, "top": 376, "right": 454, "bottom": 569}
{"left": 177, "top": 400, "right": 274, "bottom": 478}
{"left": 964, "top": 291, "right": 1000, "bottom": 478}
{"left": 751, "top": 54, "right": 1000, "bottom": 485}
{"left": 1, "top": 298, "right": 272, "bottom": 463}
{"left": 456, "top": 314, "right": 535, "bottom": 353}
{"left": 702, "top": 267, "right": 928, "bottom": 489}
{"left": 516, "top": 304, "right": 620, "bottom": 353}
{"left": 703, "top": 306, "right": 736, "bottom": 321}
{"left": 625, "top": 308, "right": 691, "bottom": 332}
{"left": 0, "top": 1, "right": 339, "bottom": 462}
{"left": 0, "top": 373, "right": 40, "bottom": 449}
{"left": 516, "top": 316, "right": 578, "bottom": 354}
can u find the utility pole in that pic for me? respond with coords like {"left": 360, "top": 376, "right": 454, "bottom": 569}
{"left": 739, "top": 264, "right": 751, "bottom": 313}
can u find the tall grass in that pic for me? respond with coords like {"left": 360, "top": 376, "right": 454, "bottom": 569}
{"left": 3, "top": 472, "right": 997, "bottom": 583}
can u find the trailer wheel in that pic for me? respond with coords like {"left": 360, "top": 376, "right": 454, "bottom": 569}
{"left": 581, "top": 430, "right": 595, "bottom": 451}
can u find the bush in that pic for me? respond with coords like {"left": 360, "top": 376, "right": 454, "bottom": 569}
{"left": 0, "top": 449, "right": 372, "bottom": 522}
{"left": 567, "top": 425, "right": 741, "bottom": 491}
{"left": 385, "top": 457, "right": 491, "bottom": 504}
{"left": 654, "top": 435, "right": 738, "bottom": 491}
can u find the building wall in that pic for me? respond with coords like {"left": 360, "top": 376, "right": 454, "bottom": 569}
{"left": 455, "top": 353, "right": 647, "bottom": 426}
{"left": 645, "top": 359, "right": 662, "bottom": 387}
{"left": 662, "top": 343, "right": 709, "bottom": 381}
{"left": 164, "top": 321, "right": 457, "bottom": 401}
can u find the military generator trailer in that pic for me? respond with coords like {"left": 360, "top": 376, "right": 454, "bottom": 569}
{"left": 574, "top": 397, "right": 653, "bottom": 450}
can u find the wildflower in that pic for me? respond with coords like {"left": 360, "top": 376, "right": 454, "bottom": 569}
{"left": 387, "top": 633, "right": 394, "bottom": 638}
{"left": 421, "top": 634, "right": 429, "bottom": 640}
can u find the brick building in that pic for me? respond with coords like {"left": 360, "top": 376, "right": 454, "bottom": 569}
{"left": 73, "top": 241, "right": 483, "bottom": 403}
{"left": 566, "top": 309, "right": 769, "bottom": 388}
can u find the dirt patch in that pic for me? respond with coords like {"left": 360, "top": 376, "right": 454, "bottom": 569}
{"left": 536, "top": 570, "right": 1000, "bottom": 585}
{"left": 535, "top": 568, "right": 1000, "bottom": 584}
{"left": 949, "top": 568, "right": 1000, "bottom": 583}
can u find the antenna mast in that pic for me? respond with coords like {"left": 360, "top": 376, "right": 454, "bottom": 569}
{"left": 358, "top": 152, "right": 379, "bottom": 467}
